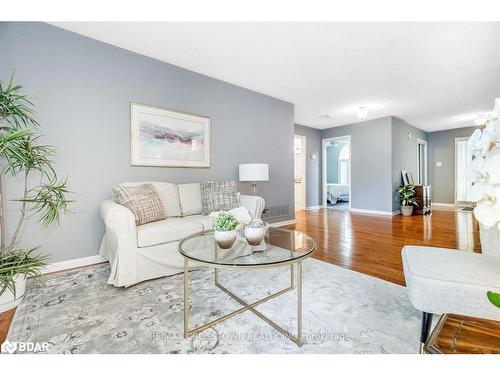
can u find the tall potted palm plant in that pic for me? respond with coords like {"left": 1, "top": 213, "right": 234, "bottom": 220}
{"left": 0, "top": 74, "right": 72, "bottom": 312}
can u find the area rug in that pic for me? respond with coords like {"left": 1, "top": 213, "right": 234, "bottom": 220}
{"left": 7, "top": 258, "right": 420, "bottom": 354}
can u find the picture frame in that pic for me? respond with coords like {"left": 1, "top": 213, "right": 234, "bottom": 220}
{"left": 130, "top": 103, "right": 211, "bottom": 168}
{"left": 401, "top": 170, "right": 415, "bottom": 185}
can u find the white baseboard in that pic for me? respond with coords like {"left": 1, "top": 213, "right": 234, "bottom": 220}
{"left": 269, "top": 219, "right": 297, "bottom": 227}
{"left": 42, "top": 255, "right": 107, "bottom": 275}
{"left": 432, "top": 202, "right": 456, "bottom": 207}
{"left": 349, "top": 208, "right": 399, "bottom": 216}
{"left": 306, "top": 205, "right": 324, "bottom": 210}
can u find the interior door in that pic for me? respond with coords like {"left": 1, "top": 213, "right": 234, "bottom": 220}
{"left": 417, "top": 140, "right": 428, "bottom": 185}
{"left": 294, "top": 136, "right": 306, "bottom": 211}
{"left": 455, "top": 138, "right": 473, "bottom": 205}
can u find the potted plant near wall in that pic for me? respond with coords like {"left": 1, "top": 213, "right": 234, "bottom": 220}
{"left": 467, "top": 97, "right": 500, "bottom": 308}
{"left": 213, "top": 212, "right": 239, "bottom": 249}
{"left": 397, "top": 184, "right": 417, "bottom": 216}
{"left": 0, "top": 74, "right": 72, "bottom": 312}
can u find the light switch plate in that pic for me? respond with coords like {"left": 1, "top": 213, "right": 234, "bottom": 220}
{"left": 436, "top": 162, "right": 442, "bottom": 167}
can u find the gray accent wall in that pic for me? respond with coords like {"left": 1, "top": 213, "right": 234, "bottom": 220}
{"left": 1, "top": 22, "right": 295, "bottom": 263}
{"left": 294, "top": 124, "right": 322, "bottom": 207}
{"left": 322, "top": 117, "right": 393, "bottom": 212}
{"left": 391, "top": 117, "right": 428, "bottom": 211}
{"left": 428, "top": 126, "right": 479, "bottom": 204}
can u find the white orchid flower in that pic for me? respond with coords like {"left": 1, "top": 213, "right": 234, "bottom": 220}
{"left": 474, "top": 203, "right": 500, "bottom": 229}
{"left": 485, "top": 118, "right": 500, "bottom": 143}
{"left": 470, "top": 181, "right": 493, "bottom": 202}
{"left": 468, "top": 128, "right": 483, "bottom": 155}
{"left": 467, "top": 156, "right": 486, "bottom": 182}
{"left": 493, "top": 98, "right": 500, "bottom": 116}
{"left": 484, "top": 147, "right": 500, "bottom": 184}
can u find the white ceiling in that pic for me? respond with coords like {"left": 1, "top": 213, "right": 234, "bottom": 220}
{"left": 52, "top": 22, "right": 500, "bottom": 131}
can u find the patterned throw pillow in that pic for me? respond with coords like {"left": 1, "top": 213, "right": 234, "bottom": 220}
{"left": 201, "top": 181, "right": 239, "bottom": 215}
{"left": 112, "top": 184, "right": 166, "bottom": 225}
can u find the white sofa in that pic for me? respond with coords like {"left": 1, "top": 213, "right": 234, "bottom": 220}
{"left": 99, "top": 181, "right": 265, "bottom": 287}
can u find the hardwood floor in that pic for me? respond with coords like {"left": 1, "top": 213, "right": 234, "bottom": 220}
{"left": 0, "top": 208, "right": 481, "bottom": 348}
{"left": 285, "top": 208, "right": 481, "bottom": 286}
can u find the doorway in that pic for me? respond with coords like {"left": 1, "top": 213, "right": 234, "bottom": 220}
{"left": 322, "top": 136, "right": 351, "bottom": 210}
{"left": 294, "top": 135, "right": 307, "bottom": 211}
{"left": 455, "top": 137, "right": 473, "bottom": 206}
{"left": 416, "top": 139, "right": 428, "bottom": 185}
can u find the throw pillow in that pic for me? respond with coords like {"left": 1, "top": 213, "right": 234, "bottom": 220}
{"left": 201, "top": 181, "right": 239, "bottom": 215}
{"left": 112, "top": 183, "right": 166, "bottom": 225}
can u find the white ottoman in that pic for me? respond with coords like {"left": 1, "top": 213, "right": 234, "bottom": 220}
{"left": 402, "top": 245, "right": 500, "bottom": 352}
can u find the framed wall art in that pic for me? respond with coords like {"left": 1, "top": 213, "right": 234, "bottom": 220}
{"left": 130, "top": 103, "right": 210, "bottom": 168}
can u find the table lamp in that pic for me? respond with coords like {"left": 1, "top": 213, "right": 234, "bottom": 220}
{"left": 239, "top": 163, "right": 269, "bottom": 194}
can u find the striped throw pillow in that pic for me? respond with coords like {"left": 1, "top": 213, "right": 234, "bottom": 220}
{"left": 112, "top": 184, "right": 166, "bottom": 225}
{"left": 201, "top": 181, "right": 239, "bottom": 215}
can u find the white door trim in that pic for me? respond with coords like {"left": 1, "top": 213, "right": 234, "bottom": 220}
{"left": 294, "top": 135, "right": 307, "bottom": 211}
{"left": 322, "top": 135, "right": 351, "bottom": 209}
{"left": 455, "top": 136, "right": 471, "bottom": 205}
{"left": 416, "top": 138, "right": 428, "bottom": 185}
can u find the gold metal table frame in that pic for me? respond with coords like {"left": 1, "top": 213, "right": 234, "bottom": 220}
{"left": 183, "top": 258, "right": 306, "bottom": 347}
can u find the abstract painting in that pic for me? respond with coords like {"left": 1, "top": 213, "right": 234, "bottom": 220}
{"left": 131, "top": 103, "right": 210, "bottom": 167}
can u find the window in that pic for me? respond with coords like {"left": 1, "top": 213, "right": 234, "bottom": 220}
{"left": 338, "top": 143, "right": 349, "bottom": 185}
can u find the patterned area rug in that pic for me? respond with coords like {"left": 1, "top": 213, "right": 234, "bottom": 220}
{"left": 7, "top": 258, "right": 420, "bottom": 354}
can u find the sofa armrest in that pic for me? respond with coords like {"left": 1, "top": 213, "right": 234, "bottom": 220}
{"left": 239, "top": 195, "right": 265, "bottom": 219}
{"left": 100, "top": 200, "right": 137, "bottom": 244}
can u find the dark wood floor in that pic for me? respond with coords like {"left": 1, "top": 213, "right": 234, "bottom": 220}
{"left": 286, "top": 208, "right": 481, "bottom": 286}
{"left": 0, "top": 208, "right": 481, "bottom": 347}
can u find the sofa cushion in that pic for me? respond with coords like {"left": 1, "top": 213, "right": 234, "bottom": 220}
{"left": 178, "top": 183, "right": 203, "bottom": 216}
{"left": 137, "top": 218, "right": 203, "bottom": 247}
{"left": 201, "top": 181, "right": 238, "bottom": 215}
{"left": 112, "top": 184, "right": 166, "bottom": 225}
{"left": 121, "top": 181, "right": 181, "bottom": 217}
{"left": 402, "top": 245, "right": 500, "bottom": 321}
{"left": 181, "top": 215, "right": 214, "bottom": 230}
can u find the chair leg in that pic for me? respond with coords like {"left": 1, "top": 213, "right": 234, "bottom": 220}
{"left": 419, "top": 311, "right": 433, "bottom": 354}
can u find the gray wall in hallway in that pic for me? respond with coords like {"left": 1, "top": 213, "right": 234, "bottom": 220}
{"left": 391, "top": 117, "right": 428, "bottom": 211}
{"left": 1, "top": 22, "right": 295, "bottom": 263}
{"left": 321, "top": 117, "right": 393, "bottom": 212}
{"left": 294, "top": 124, "right": 322, "bottom": 207}
{"left": 427, "top": 126, "right": 479, "bottom": 204}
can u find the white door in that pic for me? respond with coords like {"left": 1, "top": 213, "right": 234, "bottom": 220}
{"left": 294, "top": 135, "right": 307, "bottom": 211}
{"left": 455, "top": 137, "right": 473, "bottom": 204}
{"left": 417, "top": 139, "right": 428, "bottom": 185}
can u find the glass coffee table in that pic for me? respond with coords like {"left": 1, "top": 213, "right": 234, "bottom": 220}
{"left": 178, "top": 227, "right": 316, "bottom": 346}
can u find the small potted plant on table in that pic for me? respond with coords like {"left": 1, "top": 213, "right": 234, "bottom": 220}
{"left": 397, "top": 184, "right": 417, "bottom": 216}
{"left": 213, "top": 212, "right": 239, "bottom": 249}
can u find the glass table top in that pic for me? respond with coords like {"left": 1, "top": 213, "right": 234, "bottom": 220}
{"left": 178, "top": 227, "right": 317, "bottom": 267}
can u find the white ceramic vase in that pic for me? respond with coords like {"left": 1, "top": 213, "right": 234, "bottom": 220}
{"left": 214, "top": 230, "right": 237, "bottom": 249}
{"left": 0, "top": 273, "right": 27, "bottom": 313}
{"left": 479, "top": 224, "right": 500, "bottom": 258}
{"left": 244, "top": 226, "right": 266, "bottom": 246}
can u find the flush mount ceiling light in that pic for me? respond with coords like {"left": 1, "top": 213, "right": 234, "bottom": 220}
{"left": 356, "top": 107, "right": 368, "bottom": 120}
{"left": 474, "top": 113, "right": 489, "bottom": 126}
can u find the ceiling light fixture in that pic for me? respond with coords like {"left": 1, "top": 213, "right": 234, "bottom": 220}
{"left": 474, "top": 113, "right": 489, "bottom": 126}
{"left": 356, "top": 107, "right": 368, "bottom": 120}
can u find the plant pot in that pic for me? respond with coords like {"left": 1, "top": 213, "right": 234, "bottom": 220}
{"left": 401, "top": 205, "right": 414, "bottom": 216}
{"left": 479, "top": 223, "right": 500, "bottom": 258}
{"left": 244, "top": 225, "right": 266, "bottom": 246}
{"left": 214, "top": 230, "right": 237, "bottom": 249}
{"left": 0, "top": 273, "right": 27, "bottom": 313}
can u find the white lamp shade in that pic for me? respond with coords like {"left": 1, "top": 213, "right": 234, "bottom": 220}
{"left": 239, "top": 163, "right": 269, "bottom": 182}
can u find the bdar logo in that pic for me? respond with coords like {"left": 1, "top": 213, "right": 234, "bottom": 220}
{"left": 1, "top": 340, "right": 17, "bottom": 354}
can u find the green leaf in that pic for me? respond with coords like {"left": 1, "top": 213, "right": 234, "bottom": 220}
{"left": 487, "top": 291, "right": 500, "bottom": 308}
